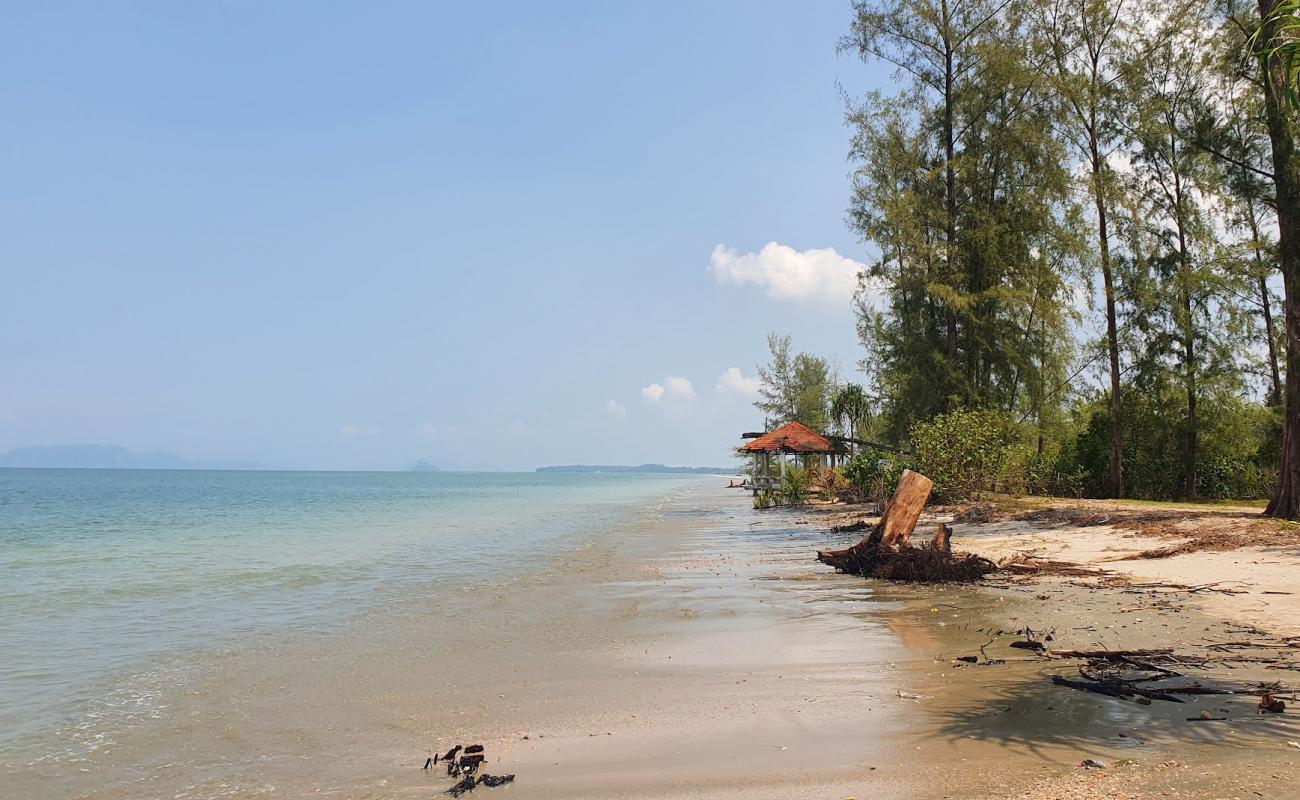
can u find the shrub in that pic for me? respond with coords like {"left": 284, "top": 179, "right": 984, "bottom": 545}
{"left": 778, "top": 466, "right": 810, "bottom": 506}
{"left": 753, "top": 490, "right": 776, "bottom": 510}
{"left": 909, "top": 410, "right": 1014, "bottom": 502}
{"left": 843, "top": 448, "right": 908, "bottom": 501}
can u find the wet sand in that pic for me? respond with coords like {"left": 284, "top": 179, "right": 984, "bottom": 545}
{"left": 14, "top": 483, "right": 922, "bottom": 800}
{"left": 15, "top": 485, "right": 1300, "bottom": 800}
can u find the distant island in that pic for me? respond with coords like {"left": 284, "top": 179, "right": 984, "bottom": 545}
{"left": 409, "top": 461, "right": 441, "bottom": 472}
{"left": 0, "top": 445, "right": 265, "bottom": 471}
{"left": 537, "top": 464, "right": 735, "bottom": 475}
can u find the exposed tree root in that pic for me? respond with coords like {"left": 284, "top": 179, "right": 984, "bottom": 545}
{"left": 817, "top": 471, "right": 997, "bottom": 583}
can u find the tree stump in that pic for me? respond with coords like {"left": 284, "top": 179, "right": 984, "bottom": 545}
{"left": 816, "top": 469, "right": 933, "bottom": 573}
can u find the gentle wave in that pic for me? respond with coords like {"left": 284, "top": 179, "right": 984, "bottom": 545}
{"left": 0, "top": 469, "right": 703, "bottom": 762}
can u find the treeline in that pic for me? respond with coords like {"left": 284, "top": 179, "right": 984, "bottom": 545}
{"left": 761, "top": 0, "right": 1300, "bottom": 511}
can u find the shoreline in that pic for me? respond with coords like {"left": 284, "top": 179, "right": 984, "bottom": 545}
{"left": 11, "top": 481, "right": 1298, "bottom": 799}
{"left": 9, "top": 480, "right": 924, "bottom": 800}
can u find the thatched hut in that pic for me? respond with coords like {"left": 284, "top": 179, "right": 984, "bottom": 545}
{"left": 738, "top": 421, "right": 834, "bottom": 493}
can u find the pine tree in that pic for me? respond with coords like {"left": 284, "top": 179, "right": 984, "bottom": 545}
{"left": 846, "top": 0, "right": 1083, "bottom": 440}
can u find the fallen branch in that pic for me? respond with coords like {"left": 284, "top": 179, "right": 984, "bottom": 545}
{"left": 1051, "top": 674, "right": 1185, "bottom": 703}
{"left": 998, "top": 554, "right": 1111, "bottom": 577}
{"left": 1050, "top": 648, "right": 1175, "bottom": 660}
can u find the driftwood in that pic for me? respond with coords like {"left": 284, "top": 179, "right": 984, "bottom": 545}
{"left": 1050, "top": 648, "right": 1175, "bottom": 660}
{"left": 1045, "top": 643, "right": 1294, "bottom": 714}
{"left": 427, "top": 742, "right": 515, "bottom": 796}
{"left": 816, "top": 470, "right": 995, "bottom": 582}
{"left": 1052, "top": 674, "right": 1186, "bottom": 703}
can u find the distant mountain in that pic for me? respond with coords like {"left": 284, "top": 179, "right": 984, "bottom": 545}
{"left": 0, "top": 445, "right": 265, "bottom": 470}
{"left": 536, "top": 464, "right": 736, "bottom": 475}
{"left": 409, "top": 461, "right": 441, "bottom": 472}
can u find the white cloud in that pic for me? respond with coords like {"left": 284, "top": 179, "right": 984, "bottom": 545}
{"left": 605, "top": 399, "right": 627, "bottom": 418}
{"left": 641, "top": 376, "right": 696, "bottom": 404}
{"left": 663, "top": 376, "right": 696, "bottom": 401}
{"left": 339, "top": 424, "right": 380, "bottom": 437}
{"left": 710, "top": 242, "right": 865, "bottom": 307}
{"left": 715, "top": 367, "right": 760, "bottom": 398}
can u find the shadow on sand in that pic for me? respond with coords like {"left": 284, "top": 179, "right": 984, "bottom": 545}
{"left": 927, "top": 663, "right": 1299, "bottom": 761}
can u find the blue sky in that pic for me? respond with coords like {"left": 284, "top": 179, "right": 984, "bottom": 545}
{"left": 2, "top": 1, "right": 887, "bottom": 470}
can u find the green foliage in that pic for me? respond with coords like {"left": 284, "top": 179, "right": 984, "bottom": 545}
{"left": 1062, "top": 392, "right": 1278, "bottom": 500}
{"left": 1251, "top": 0, "right": 1300, "bottom": 108}
{"left": 1000, "top": 444, "right": 1087, "bottom": 498}
{"left": 908, "top": 410, "right": 1015, "bottom": 502}
{"left": 825, "top": 0, "right": 1287, "bottom": 507}
{"left": 753, "top": 490, "right": 776, "bottom": 510}
{"left": 830, "top": 384, "right": 873, "bottom": 439}
{"left": 845, "top": 0, "right": 1084, "bottom": 441}
{"left": 778, "top": 466, "right": 811, "bottom": 506}
{"left": 755, "top": 333, "right": 796, "bottom": 423}
{"left": 792, "top": 354, "right": 834, "bottom": 432}
{"left": 755, "top": 332, "right": 838, "bottom": 432}
{"left": 842, "top": 448, "right": 908, "bottom": 500}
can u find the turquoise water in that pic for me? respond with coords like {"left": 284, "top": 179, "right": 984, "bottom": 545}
{"left": 0, "top": 468, "right": 702, "bottom": 762}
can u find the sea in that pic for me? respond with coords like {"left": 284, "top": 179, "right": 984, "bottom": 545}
{"left": 0, "top": 468, "right": 708, "bottom": 793}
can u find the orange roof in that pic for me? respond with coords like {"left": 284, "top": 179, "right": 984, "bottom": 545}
{"left": 739, "top": 421, "right": 834, "bottom": 454}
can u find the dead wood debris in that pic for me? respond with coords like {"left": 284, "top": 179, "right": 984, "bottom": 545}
{"left": 996, "top": 552, "right": 1111, "bottom": 578}
{"left": 1111, "top": 524, "right": 1294, "bottom": 559}
{"left": 1040, "top": 640, "right": 1297, "bottom": 718}
{"left": 831, "top": 519, "right": 872, "bottom": 534}
{"left": 424, "top": 742, "right": 515, "bottom": 796}
{"left": 817, "top": 470, "right": 996, "bottom": 583}
{"left": 963, "top": 503, "right": 1298, "bottom": 559}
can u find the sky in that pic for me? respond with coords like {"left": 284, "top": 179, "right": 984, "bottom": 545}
{"left": 1, "top": 1, "right": 891, "bottom": 471}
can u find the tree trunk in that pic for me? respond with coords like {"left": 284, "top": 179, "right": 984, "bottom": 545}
{"left": 1091, "top": 134, "right": 1124, "bottom": 499}
{"left": 1245, "top": 187, "right": 1283, "bottom": 407}
{"left": 1174, "top": 166, "right": 1198, "bottom": 499}
{"left": 1183, "top": 281, "right": 1198, "bottom": 499}
{"left": 1259, "top": 0, "right": 1300, "bottom": 520}
{"left": 1261, "top": 274, "right": 1284, "bottom": 407}
{"left": 942, "top": 0, "right": 960, "bottom": 369}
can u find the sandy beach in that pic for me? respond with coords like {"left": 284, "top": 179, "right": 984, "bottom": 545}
{"left": 397, "top": 487, "right": 1300, "bottom": 800}
{"left": 806, "top": 496, "right": 1300, "bottom": 799}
